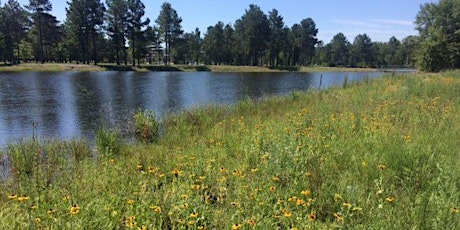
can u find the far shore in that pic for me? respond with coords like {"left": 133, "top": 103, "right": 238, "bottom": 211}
{"left": 0, "top": 63, "right": 382, "bottom": 73}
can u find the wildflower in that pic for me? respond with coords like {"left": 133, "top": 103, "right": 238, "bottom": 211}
{"left": 231, "top": 201, "right": 240, "bottom": 207}
{"left": 305, "top": 172, "right": 312, "bottom": 177}
{"left": 148, "top": 166, "right": 159, "bottom": 173}
{"left": 282, "top": 209, "right": 292, "bottom": 218}
{"left": 197, "top": 226, "right": 205, "bottom": 229}
{"left": 139, "top": 226, "right": 148, "bottom": 230}
{"left": 150, "top": 205, "right": 162, "bottom": 213}
{"left": 189, "top": 212, "right": 198, "bottom": 218}
{"left": 8, "top": 194, "right": 18, "bottom": 200}
{"left": 109, "top": 159, "right": 115, "bottom": 164}
{"left": 136, "top": 164, "right": 144, "bottom": 171}
{"left": 30, "top": 204, "right": 37, "bottom": 210}
{"left": 251, "top": 168, "right": 258, "bottom": 174}
{"left": 35, "top": 217, "right": 41, "bottom": 224}
{"left": 181, "top": 203, "right": 189, "bottom": 209}
{"left": 451, "top": 208, "right": 460, "bottom": 213}
{"left": 181, "top": 194, "right": 189, "bottom": 200}
{"left": 269, "top": 186, "right": 276, "bottom": 192}
{"left": 247, "top": 219, "right": 256, "bottom": 226}
{"left": 333, "top": 212, "right": 344, "bottom": 222}
{"left": 308, "top": 211, "right": 317, "bottom": 221}
{"left": 47, "top": 208, "right": 56, "bottom": 215}
{"left": 378, "top": 164, "right": 387, "bottom": 171}
{"left": 127, "top": 199, "right": 135, "bottom": 205}
{"left": 172, "top": 168, "right": 183, "bottom": 177}
{"left": 362, "top": 161, "right": 368, "bottom": 167}
{"left": 219, "top": 167, "right": 227, "bottom": 173}
{"left": 343, "top": 202, "right": 352, "bottom": 208}
{"left": 232, "top": 223, "right": 242, "bottom": 230}
{"left": 272, "top": 176, "right": 279, "bottom": 182}
{"left": 188, "top": 220, "right": 196, "bottom": 225}
{"left": 69, "top": 204, "right": 80, "bottom": 215}
{"left": 191, "top": 184, "right": 201, "bottom": 191}
{"left": 17, "top": 196, "right": 30, "bottom": 202}
{"left": 351, "top": 207, "right": 363, "bottom": 212}
{"left": 385, "top": 196, "right": 396, "bottom": 203}
{"left": 296, "top": 199, "right": 305, "bottom": 206}
{"left": 301, "top": 190, "right": 311, "bottom": 196}
{"left": 334, "top": 193, "right": 343, "bottom": 202}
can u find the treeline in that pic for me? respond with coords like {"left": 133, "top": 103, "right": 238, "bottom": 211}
{"left": 0, "top": 0, "right": 458, "bottom": 71}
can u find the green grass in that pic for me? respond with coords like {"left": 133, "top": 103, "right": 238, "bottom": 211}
{"left": 1, "top": 71, "right": 459, "bottom": 229}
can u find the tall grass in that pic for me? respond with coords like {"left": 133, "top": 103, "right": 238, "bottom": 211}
{"left": 0, "top": 71, "right": 459, "bottom": 229}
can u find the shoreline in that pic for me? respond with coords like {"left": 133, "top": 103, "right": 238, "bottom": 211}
{"left": 0, "top": 63, "right": 384, "bottom": 73}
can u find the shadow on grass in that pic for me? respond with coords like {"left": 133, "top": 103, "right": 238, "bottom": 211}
{"left": 98, "top": 64, "right": 135, "bottom": 71}
{"left": 180, "top": 65, "right": 211, "bottom": 72}
{"left": 144, "top": 66, "right": 183, "bottom": 71}
{"left": 268, "top": 66, "right": 301, "bottom": 72}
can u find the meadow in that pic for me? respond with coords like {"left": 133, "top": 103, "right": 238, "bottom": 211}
{"left": 0, "top": 71, "right": 459, "bottom": 229}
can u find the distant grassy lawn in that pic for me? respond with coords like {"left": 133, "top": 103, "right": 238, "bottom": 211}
{"left": 0, "top": 62, "right": 378, "bottom": 72}
{"left": 1, "top": 71, "right": 459, "bottom": 229}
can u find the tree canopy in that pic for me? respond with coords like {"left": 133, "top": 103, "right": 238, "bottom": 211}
{"left": 415, "top": 0, "right": 460, "bottom": 72}
{"left": 1, "top": 1, "right": 447, "bottom": 70}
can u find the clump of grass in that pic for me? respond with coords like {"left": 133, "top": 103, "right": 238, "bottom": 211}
{"left": 134, "top": 110, "right": 160, "bottom": 144}
{"left": 94, "top": 127, "right": 122, "bottom": 157}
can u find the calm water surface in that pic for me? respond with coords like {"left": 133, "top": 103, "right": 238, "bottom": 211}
{"left": 0, "top": 71, "right": 383, "bottom": 145}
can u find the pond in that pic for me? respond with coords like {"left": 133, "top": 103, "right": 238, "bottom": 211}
{"left": 0, "top": 71, "right": 386, "bottom": 145}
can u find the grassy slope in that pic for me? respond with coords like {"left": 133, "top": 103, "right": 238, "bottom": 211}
{"left": 1, "top": 71, "right": 459, "bottom": 229}
{"left": 0, "top": 63, "right": 377, "bottom": 72}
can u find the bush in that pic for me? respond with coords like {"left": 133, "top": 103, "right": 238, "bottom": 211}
{"left": 134, "top": 110, "right": 160, "bottom": 143}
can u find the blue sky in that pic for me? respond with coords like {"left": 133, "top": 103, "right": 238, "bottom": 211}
{"left": 16, "top": 0, "right": 437, "bottom": 42}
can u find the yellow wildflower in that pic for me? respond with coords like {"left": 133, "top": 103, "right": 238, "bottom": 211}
{"left": 232, "top": 223, "right": 242, "bottom": 230}
{"left": 334, "top": 193, "right": 343, "bottom": 201}
{"left": 385, "top": 196, "right": 396, "bottom": 203}
{"left": 35, "top": 217, "right": 41, "bottom": 224}
{"left": 333, "top": 212, "right": 344, "bottom": 222}
{"left": 189, "top": 212, "right": 198, "bottom": 218}
{"left": 343, "top": 202, "right": 352, "bottom": 208}
{"left": 8, "top": 194, "right": 17, "bottom": 200}
{"left": 17, "top": 196, "right": 30, "bottom": 202}
{"left": 308, "top": 211, "right": 317, "bottom": 221}
{"left": 272, "top": 176, "right": 280, "bottom": 182}
{"left": 127, "top": 199, "right": 135, "bottom": 205}
{"left": 47, "top": 209, "right": 56, "bottom": 215}
{"left": 378, "top": 164, "right": 387, "bottom": 171}
{"left": 301, "top": 190, "right": 311, "bottom": 196}
{"left": 69, "top": 204, "right": 80, "bottom": 215}
{"left": 451, "top": 207, "right": 460, "bottom": 213}
{"left": 150, "top": 205, "right": 162, "bottom": 213}
{"left": 136, "top": 164, "right": 144, "bottom": 171}
{"left": 247, "top": 219, "right": 256, "bottom": 226}
{"left": 269, "top": 186, "right": 276, "bottom": 192}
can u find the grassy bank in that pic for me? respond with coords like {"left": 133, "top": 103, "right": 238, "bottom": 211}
{"left": 0, "top": 63, "right": 377, "bottom": 72}
{"left": 1, "top": 71, "right": 459, "bottom": 229}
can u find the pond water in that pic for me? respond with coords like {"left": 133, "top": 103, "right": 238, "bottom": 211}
{"left": 0, "top": 71, "right": 386, "bottom": 145}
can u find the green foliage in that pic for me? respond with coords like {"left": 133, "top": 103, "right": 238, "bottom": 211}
{"left": 415, "top": 0, "right": 460, "bottom": 71}
{"left": 94, "top": 127, "right": 122, "bottom": 157}
{"left": 156, "top": 2, "right": 183, "bottom": 65}
{"left": 134, "top": 110, "right": 160, "bottom": 143}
